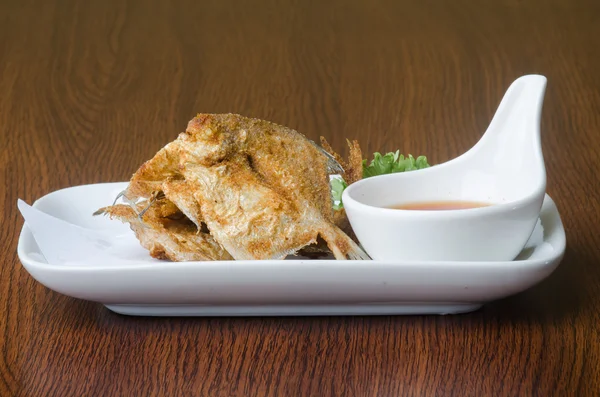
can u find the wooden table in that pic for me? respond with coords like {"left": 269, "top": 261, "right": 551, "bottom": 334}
{"left": 2, "top": 0, "right": 599, "bottom": 395}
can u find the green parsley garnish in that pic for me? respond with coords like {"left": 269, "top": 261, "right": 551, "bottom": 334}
{"left": 332, "top": 151, "right": 430, "bottom": 209}
{"left": 331, "top": 177, "right": 348, "bottom": 211}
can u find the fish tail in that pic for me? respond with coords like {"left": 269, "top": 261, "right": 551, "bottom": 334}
{"left": 320, "top": 225, "right": 371, "bottom": 260}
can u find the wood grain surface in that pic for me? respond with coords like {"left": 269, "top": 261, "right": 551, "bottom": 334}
{"left": 1, "top": 0, "right": 600, "bottom": 395}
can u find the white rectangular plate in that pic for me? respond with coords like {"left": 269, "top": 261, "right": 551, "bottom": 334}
{"left": 17, "top": 183, "right": 566, "bottom": 316}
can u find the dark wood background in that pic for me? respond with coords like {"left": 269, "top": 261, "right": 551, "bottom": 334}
{"left": 1, "top": 0, "right": 599, "bottom": 395}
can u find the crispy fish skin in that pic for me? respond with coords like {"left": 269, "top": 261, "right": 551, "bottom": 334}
{"left": 129, "top": 114, "right": 335, "bottom": 217}
{"left": 182, "top": 114, "right": 368, "bottom": 259}
{"left": 161, "top": 178, "right": 204, "bottom": 227}
{"left": 186, "top": 114, "right": 334, "bottom": 222}
{"left": 96, "top": 203, "right": 232, "bottom": 261}
{"left": 181, "top": 159, "right": 319, "bottom": 259}
{"left": 113, "top": 113, "right": 369, "bottom": 261}
{"left": 125, "top": 143, "right": 183, "bottom": 201}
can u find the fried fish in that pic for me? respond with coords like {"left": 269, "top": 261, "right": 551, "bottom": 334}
{"left": 96, "top": 113, "right": 370, "bottom": 261}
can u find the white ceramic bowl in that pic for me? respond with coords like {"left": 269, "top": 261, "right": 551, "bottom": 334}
{"left": 342, "top": 171, "right": 545, "bottom": 262}
{"left": 343, "top": 75, "right": 548, "bottom": 262}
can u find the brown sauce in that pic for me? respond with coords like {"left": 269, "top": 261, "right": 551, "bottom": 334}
{"left": 389, "top": 200, "right": 491, "bottom": 211}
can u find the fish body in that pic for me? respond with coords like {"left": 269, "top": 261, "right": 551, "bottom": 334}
{"left": 97, "top": 114, "right": 370, "bottom": 261}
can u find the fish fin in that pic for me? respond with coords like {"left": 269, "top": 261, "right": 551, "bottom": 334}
{"left": 326, "top": 161, "right": 344, "bottom": 175}
{"left": 308, "top": 139, "right": 345, "bottom": 174}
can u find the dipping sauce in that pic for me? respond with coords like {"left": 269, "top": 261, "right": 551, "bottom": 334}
{"left": 390, "top": 200, "right": 491, "bottom": 211}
